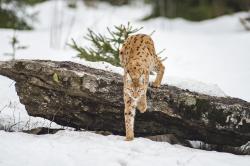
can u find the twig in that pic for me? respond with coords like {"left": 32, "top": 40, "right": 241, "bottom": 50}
{"left": 160, "top": 56, "right": 168, "bottom": 62}
{"left": 0, "top": 105, "right": 7, "bottom": 113}
{"left": 48, "top": 110, "right": 59, "bottom": 134}
{"left": 6, "top": 121, "right": 22, "bottom": 132}
{"left": 157, "top": 48, "right": 166, "bottom": 56}
{"left": 64, "top": 7, "right": 77, "bottom": 49}
{"left": 18, "top": 112, "right": 20, "bottom": 131}
{"left": 149, "top": 30, "right": 156, "bottom": 36}
{"left": 157, "top": 49, "right": 168, "bottom": 61}
{"left": 9, "top": 81, "right": 15, "bottom": 87}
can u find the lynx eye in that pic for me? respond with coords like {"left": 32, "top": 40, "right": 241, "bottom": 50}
{"left": 138, "top": 88, "right": 144, "bottom": 93}
{"left": 127, "top": 88, "right": 133, "bottom": 92}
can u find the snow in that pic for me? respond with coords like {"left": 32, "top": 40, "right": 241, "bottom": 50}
{"left": 1, "top": 130, "right": 250, "bottom": 166}
{"left": 0, "top": 76, "right": 61, "bottom": 131}
{"left": 0, "top": 1, "right": 250, "bottom": 165}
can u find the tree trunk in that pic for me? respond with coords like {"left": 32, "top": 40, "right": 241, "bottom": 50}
{"left": 0, "top": 60, "right": 249, "bottom": 155}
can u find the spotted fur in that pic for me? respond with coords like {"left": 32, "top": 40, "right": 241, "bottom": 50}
{"left": 119, "top": 34, "right": 165, "bottom": 141}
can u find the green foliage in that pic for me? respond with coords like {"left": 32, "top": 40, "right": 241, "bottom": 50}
{"left": 0, "top": 0, "right": 44, "bottom": 30}
{"left": 69, "top": 23, "right": 143, "bottom": 67}
{"left": 52, "top": 73, "right": 60, "bottom": 83}
{"left": 21, "top": 0, "right": 47, "bottom": 6}
{"left": 0, "top": 8, "right": 32, "bottom": 30}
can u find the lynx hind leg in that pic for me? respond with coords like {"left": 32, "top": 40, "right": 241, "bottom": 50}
{"left": 124, "top": 96, "right": 136, "bottom": 141}
{"left": 137, "top": 94, "right": 147, "bottom": 113}
{"left": 152, "top": 59, "right": 165, "bottom": 88}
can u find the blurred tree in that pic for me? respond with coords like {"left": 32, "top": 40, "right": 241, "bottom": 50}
{"left": 83, "top": 0, "right": 130, "bottom": 6}
{"left": 21, "top": 0, "right": 46, "bottom": 5}
{"left": 0, "top": 0, "right": 46, "bottom": 30}
{"left": 0, "top": 8, "right": 32, "bottom": 30}
{"left": 67, "top": 0, "right": 77, "bottom": 8}
{"left": 144, "top": 0, "right": 250, "bottom": 21}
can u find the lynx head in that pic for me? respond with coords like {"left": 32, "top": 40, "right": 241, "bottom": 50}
{"left": 125, "top": 72, "right": 145, "bottom": 101}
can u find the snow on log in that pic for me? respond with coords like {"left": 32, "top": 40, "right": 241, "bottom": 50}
{"left": 0, "top": 60, "right": 249, "bottom": 154}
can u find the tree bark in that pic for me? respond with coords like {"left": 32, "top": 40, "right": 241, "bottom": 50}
{"left": 0, "top": 60, "right": 249, "bottom": 155}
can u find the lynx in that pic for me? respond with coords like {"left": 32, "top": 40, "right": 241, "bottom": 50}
{"left": 119, "top": 34, "right": 165, "bottom": 141}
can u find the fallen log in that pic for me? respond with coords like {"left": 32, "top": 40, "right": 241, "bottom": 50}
{"left": 0, "top": 60, "right": 249, "bottom": 154}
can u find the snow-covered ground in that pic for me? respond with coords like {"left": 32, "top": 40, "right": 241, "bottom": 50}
{"left": 1, "top": 130, "right": 250, "bottom": 166}
{"left": 0, "top": 1, "right": 250, "bottom": 165}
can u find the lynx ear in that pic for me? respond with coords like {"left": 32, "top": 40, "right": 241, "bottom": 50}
{"left": 127, "top": 73, "right": 132, "bottom": 84}
{"left": 139, "top": 74, "right": 144, "bottom": 84}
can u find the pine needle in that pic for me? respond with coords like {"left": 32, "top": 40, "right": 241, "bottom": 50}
{"left": 149, "top": 30, "right": 156, "bottom": 36}
{"left": 157, "top": 48, "right": 166, "bottom": 55}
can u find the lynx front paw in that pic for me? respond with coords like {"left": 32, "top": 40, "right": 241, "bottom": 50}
{"left": 138, "top": 104, "right": 147, "bottom": 113}
{"left": 125, "top": 136, "right": 134, "bottom": 141}
{"left": 125, "top": 131, "right": 134, "bottom": 141}
{"left": 139, "top": 107, "right": 147, "bottom": 113}
{"left": 152, "top": 81, "right": 160, "bottom": 88}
